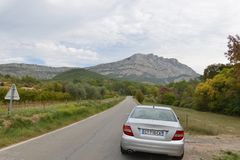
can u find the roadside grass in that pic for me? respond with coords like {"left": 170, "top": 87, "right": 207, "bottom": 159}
{"left": 143, "top": 102, "right": 240, "bottom": 135}
{"left": 213, "top": 151, "right": 240, "bottom": 160}
{"left": 0, "top": 97, "right": 124, "bottom": 148}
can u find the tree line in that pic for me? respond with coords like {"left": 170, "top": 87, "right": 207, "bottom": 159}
{"left": 0, "top": 35, "right": 239, "bottom": 116}
{"left": 144, "top": 35, "right": 240, "bottom": 116}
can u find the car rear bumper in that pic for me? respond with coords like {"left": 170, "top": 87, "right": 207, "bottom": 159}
{"left": 121, "top": 134, "right": 184, "bottom": 156}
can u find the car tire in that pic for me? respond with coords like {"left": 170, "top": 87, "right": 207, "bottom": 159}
{"left": 175, "top": 153, "right": 184, "bottom": 160}
{"left": 120, "top": 146, "right": 128, "bottom": 154}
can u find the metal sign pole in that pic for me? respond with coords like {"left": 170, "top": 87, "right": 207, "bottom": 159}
{"left": 8, "top": 102, "right": 10, "bottom": 115}
{"left": 7, "top": 85, "right": 15, "bottom": 115}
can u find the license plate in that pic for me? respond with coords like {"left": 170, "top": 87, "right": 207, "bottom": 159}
{"left": 141, "top": 129, "right": 165, "bottom": 136}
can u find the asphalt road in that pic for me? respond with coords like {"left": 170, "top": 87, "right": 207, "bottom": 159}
{"left": 0, "top": 97, "right": 178, "bottom": 160}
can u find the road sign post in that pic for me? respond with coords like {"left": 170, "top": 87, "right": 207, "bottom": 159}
{"left": 5, "top": 84, "right": 20, "bottom": 115}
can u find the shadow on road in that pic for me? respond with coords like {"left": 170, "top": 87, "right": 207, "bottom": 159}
{"left": 121, "top": 152, "right": 178, "bottom": 160}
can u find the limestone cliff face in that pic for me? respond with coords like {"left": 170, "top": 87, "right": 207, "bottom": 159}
{"left": 89, "top": 53, "right": 199, "bottom": 83}
{"left": 0, "top": 54, "right": 199, "bottom": 83}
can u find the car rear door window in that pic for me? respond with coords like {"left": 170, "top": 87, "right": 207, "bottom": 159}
{"left": 130, "top": 108, "right": 177, "bottom": 122}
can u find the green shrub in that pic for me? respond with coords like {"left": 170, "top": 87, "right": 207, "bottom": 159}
{"left": 135, "top": 90, "right": 144, "bottom": 103}
{"left": 161, "top": 93, "right": 176, "bottom": 105}
{"left": 214, "top": 151, "right": 240, "bottom": 160}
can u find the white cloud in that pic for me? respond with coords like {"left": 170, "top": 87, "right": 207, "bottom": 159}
{"left": 0, "top": 0, "right": 14, "bottom": 12}
{"left": 0, "top": 0, "right": 240, "bottom": 73}
{"left": 0, "top": 40, "right": 100, "bottom": 67}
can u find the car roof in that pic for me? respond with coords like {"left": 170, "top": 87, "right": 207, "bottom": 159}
{"left": 135, "top": 105, "right": 173, "bottom": 111}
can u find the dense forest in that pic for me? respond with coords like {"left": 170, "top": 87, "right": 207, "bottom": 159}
{"left": 0, "top": 35, "right": 239, "bottom": 116}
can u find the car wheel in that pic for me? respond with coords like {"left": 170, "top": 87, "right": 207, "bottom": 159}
{"left": 120, "top": 146, "right": 128, "bottom": 154}
{"left": 175, "top": 153, "right": 184, "bottom": 160}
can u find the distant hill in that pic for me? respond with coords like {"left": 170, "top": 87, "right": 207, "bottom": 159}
{"left": 0, "top": 53, "right": 200, "bottom": 84}
{"left": 0, "top": 63, "right": 71, "bottom": 79}
{"left": 88, "top": 53, "right": 199, "bottom": 84}
{"left": 53, "top": 68, "right": 107, "bottom": 81}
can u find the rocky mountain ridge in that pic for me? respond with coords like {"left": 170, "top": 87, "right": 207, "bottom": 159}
{"left": 88, "top": 53, "right": 199, "bottom": 83}
{"left": 0, "top": 54, "right": 199, "bottom": 83}
{"left": 0, "top": 63, "right": 71, "bottom": 79}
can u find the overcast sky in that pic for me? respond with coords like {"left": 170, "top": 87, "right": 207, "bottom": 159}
{"left": 0, "top": 0, "right": 240, "bottom": 74}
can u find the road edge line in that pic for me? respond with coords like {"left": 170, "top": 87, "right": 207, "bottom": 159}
{"left": 0, "top": 97, "right": 127, "bottom": 152}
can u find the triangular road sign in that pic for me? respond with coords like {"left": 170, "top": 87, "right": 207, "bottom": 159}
{"left": 5, "top": 84, "right": 20, "bottom": 100}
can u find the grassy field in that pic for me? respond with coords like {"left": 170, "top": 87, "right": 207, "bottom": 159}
{"left": 144, "top": 102, "right": 240, "bottom": 135}
{"left": 0, "top": 97, "right": 124, "bottom": 148}
{"left": 172, "top": 106, "right": 240, "bottom": 135}
{"left": 214, "top": 151, "right": 240, "bottom": 160}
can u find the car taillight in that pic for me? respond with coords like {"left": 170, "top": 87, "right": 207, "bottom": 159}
{"left": 172, "top": 130, "right": 184, "bottom": 140}
{"left": 123, "top": 124, "right": 134, "bottom": 136}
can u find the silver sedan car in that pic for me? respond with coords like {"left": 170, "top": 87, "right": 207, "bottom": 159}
{"left": 120, "top": 105, "right": 184, "bottom": 159}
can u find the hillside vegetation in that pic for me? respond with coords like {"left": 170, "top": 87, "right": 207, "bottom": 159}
{"left": 53, "top": 68, "right": 107, "bottom": 81}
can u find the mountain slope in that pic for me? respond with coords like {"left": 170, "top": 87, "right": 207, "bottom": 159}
{"left": 88, "top": 53, "right": 199, "bottom": 83}
{"left": 0, "top": 63, "right": 71, "bottom": 79}
{"left": 53, "top": 68, "right": 107, "bottom": 81}
{"left": 0, "top": 54, "right": 199, "bottom": 83}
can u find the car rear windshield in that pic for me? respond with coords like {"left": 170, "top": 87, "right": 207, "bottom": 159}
{"left": 130, "top": 107, "right": 177, "bottom": 122}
